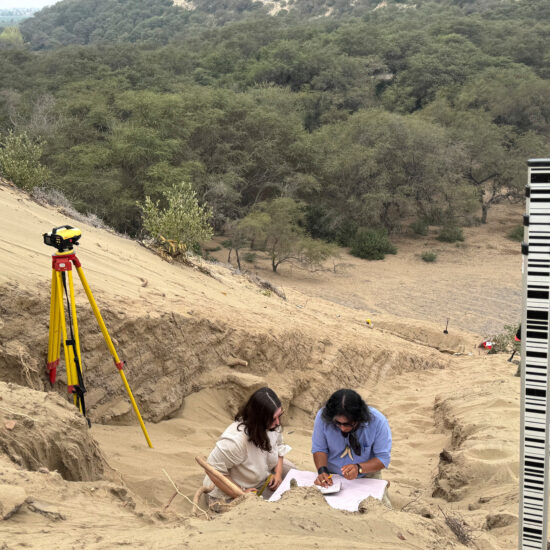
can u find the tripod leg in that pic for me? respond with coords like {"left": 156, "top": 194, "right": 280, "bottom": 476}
{"left": 55, "top": 271, "right": 80, "bottom": 410}
{"left": 47, "top": 269, "right": 60, "bottom": 384}
{"left": 67, "top": 270, "right": 83, "bottom": 375}
{"left": 53, "top": 278, "right": 62, "bottom": 372}
{"left": 75, "top": 265, "right": 153, "bottom": 448}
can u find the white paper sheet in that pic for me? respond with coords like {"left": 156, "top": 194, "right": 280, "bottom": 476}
{"left": 268, "top": 468, "right": 388, "bottom": 512}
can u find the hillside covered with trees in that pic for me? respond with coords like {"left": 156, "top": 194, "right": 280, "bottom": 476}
{"left": 0, "top": 0, "right": 549, "bottom": 257}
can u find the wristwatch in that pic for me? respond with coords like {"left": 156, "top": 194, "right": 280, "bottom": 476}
{"left": 357, "top": 464, "right": 363, "bottom": 474}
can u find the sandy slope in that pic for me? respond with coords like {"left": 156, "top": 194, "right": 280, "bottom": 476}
{"left": 211, "top": 202, "right": 523, "bottom": 337}
{"left": 0, "top": 180, "right": 526, "bottom": 549}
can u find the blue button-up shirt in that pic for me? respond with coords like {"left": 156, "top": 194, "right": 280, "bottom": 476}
{"left": 311, "top": 407, "right": 392, "bottom": 473}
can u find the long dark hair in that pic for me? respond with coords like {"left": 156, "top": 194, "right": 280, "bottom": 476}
{"left": 235, "top": 387, "right": 281, "bottom": 452}
{"left": 321, "top": 389, "right": 371, "bottom": 425}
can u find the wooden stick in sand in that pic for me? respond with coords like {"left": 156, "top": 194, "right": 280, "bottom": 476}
{"left": 195, "top": 456, "right": 245, "bottom": 498}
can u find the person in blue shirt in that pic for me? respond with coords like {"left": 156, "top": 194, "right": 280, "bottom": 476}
{"left": 312, "top": 389, "right": 392, "bottom": 492}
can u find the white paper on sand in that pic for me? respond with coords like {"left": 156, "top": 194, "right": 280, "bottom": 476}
{"left": 268, "top": 468, "right": 388, "bottom": 512}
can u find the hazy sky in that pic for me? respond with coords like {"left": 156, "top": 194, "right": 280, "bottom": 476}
{"left": 1, "top": 0, "right": 56, "bottom": 8}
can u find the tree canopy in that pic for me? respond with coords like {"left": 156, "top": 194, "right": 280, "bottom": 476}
{"left": 1, "top": 0, "right": 549, "bottom": 254}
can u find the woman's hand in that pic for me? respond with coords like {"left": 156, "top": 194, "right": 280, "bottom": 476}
{"left": 314, "top": 472, "right": 333, "bottom": 487}
{"left": 268, "top": 473, "right": 283, "bottom": 491}
{"left": 341, "top": 464, "right": 359, "bottom": 480}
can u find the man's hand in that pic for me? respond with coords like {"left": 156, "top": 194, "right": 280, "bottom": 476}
{"left": 243, "top": 487, "right": 258, "bottom": 494}
{"left": 268, "top": 473, "right": 282, "bottom": 491}
{"left": 314, "top": 472, "right": 333, "bottom": 487}
{"left": 341, "top": 464, "right": 359, "bottom": 480}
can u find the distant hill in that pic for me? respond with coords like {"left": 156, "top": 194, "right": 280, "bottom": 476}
{"left": 0, "top": 8, "right": 37, "bottom": 28}
{"left": 18, "top": 0, "right": 529, "bottom": 50}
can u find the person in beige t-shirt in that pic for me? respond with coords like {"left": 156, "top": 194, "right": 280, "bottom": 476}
{"left": 204, "top": 387, "right": 293, "bottom": 500}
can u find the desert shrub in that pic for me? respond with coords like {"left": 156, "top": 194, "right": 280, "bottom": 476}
{"left": 31, "top": 186, "right": 110, "bottom": 230}
{"left": 423, "top": 207, "right": 449, "bottom": 226}
{"left": 32, "top": 186, "right": 73, "bottom": 209}
{"left": 507, "top": 224, "right": 523, "bottom": 242}
{"left": 335, "top": 218, "right": 359, "bottom": 246}
{"left": 140, "top": 181, "right": 213, "bottom": 254}
{"left": 490, "top": 324, "right": 521, "bottom": 353}
{"left": 0, "top": 131, "right": 49, "bottom": 191}
{"left": 410, "top": 219, "right": 429, "bottom": 236}
{"left": 221, "top": 239, "right": 232, "bottom": 248}
{"left": 437, "top": 226, "right": 464, "bottom": 243}
{"left": 350, "top": 228, "right": 397, "bottom": 260}
{"left": 244, "top": 252, "right": 257, "bottom": 263}
{"left": 421, "top": 251, "right": 437, "bottom": 262}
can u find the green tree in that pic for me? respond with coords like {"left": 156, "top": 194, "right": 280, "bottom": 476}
{"left": 140, "top": 181, "right": 213, "bottom": 253}
{"left": 0, "top": 27, "right": 24, "bottom": 48}
{"left": 310, "top": 109, "right": 471, "bottom": 235}
{"left": 0, "top": 131, "right": 50, "bottom": 190}
{"left": 422, "top": 99, "right": 543, "bottom": 223}
{"left": 241, "top": 198, "right": 336, "bottom": 272}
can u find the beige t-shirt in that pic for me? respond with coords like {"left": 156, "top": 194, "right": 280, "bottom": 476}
{"left": 203, "top": 421, "right": 290, "bottom": 498}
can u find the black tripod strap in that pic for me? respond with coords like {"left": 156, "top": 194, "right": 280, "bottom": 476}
{"left": 61, "top": 273, "right": 90, "bottom": 427}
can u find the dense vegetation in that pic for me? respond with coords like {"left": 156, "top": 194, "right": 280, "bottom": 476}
{"left": 1, "top": 0, "right": 549, "bottom": 254}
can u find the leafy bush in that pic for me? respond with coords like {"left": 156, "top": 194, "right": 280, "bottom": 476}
{"left": 304, "top": 204, "right": 337, "bottom": 241}
{"left": 490, "top": 324, "right": 521, "bottom": 353}
{"left": 507, "top": 224, "right": 524, "bottom": 242}
{"left": 411, "top": 219, "right": 429, "bottom": 236}
{"left": 421, "top": 251, "right": 437, "bottom": 262}
{"left": 335, "top": 218, "right": 359, "bottom": 247}
{"left": 244, "top": 252, "right": 257, "bottom": 263}
{"left": 221, "top": 239, "right": 233, "bottom": 249}
{"left": 350, "top": 228, "right": 397, "bottom": 260}
{"left": 437, "top": 226, "right": 464, "bottom": 243}
{"left": 140, "top": 181, "right": 213, "bottom": 254}
{"left": 0, "top": 131, "right": 50, "bottom": 191}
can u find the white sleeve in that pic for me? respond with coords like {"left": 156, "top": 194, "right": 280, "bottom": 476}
{"left": 207, "top": 432, "right": 248, "bottom": 475}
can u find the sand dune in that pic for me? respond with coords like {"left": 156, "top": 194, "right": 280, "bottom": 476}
{"left": 0, "top": 180, "right": 526, "bottom": 549}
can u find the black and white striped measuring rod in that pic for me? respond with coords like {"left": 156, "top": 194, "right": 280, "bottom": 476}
{"left": 520, "top": 159, "right": 550, "bottom": 550}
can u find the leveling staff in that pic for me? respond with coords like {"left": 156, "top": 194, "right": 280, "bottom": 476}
{"left": 312, "top": 389, "right": 392, "bottom": 505}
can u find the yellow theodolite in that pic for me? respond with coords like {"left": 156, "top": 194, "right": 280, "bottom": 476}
{"left": 43, "top": 225, "right": 152, "bottom": 447}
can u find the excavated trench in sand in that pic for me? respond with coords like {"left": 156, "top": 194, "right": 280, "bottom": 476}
{"left": 431, "top": 384, "right": 519, "bottom": 511}
{"left": 0, "top": 285, "right": 453, "bottom": 483}
{"left": 0, "top": 286, "right": 450, "bottom": 423}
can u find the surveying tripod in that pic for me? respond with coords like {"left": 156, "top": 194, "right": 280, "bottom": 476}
{"left": 44, "top": 225, "right": 152, "bottom": 448}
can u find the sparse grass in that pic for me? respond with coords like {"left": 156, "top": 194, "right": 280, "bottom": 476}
{"left": 421, "top": 251, "right": 437, "bottom": 262}
{"left": 437, "top": 226, "right": 464, "bottom": 243}
{"left": 438, "top": 506, "right": 475, "bottom": 547}
{"left": 507, "top": 224, "right": 523, "bottom": 242}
